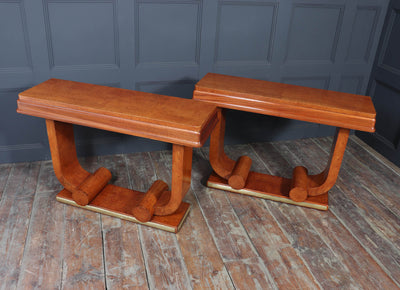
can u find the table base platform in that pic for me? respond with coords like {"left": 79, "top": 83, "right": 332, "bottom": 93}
{"left": 56, "top": 184, "right": 191, "bottom": 233}
{"left": 207, "top": 171, "right": 328, "bottom": 210}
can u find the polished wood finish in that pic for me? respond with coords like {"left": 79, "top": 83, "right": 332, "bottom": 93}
{"left": 132, "top": 180, "right": 169, "bottom": 222}
{"left": 56, "top": 187, "right": 191, "bottom": 233}
{"left": 154, "top": 144, "right": 193, "bottom": 216}
{"left": 209, "top": 109, "right": 236, "bottom": 179}
{"left": 194, "top": 73, "right": 376, "bottom": 132}
{"left": 308, "top": 127, "right": 350, "bottom": 196}
{"left": 289, "top": 166, "right": 309, "bottom": 202}
{"left": 193, "top": 73, "right": 375, "bottom": 209}
{"left": 46, "top": 119, "right": 191, "bottom": 232}
{"left": 74, "top": 167, "right": 112, "bottom": 206}
{"left": 18, "top": 79, "right": 219, "bottom": 232}
{"left": 2, "top": 136, "right": 400, "bottom": 288}
{"left": 18, "top": 78, "right": 219, "bottom": 147}
{"left": 46, "top": 119, "right": 91, "bottom": 195}
{"left": 228, "top": 155, "right": 252, "bottom": 190}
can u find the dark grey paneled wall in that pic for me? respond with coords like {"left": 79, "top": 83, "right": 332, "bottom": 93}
{"left": 357, "top": 0, "right": 400, "bottom": 167}
{"left": 0, "top": 0, "right": 389, "bottom": 163}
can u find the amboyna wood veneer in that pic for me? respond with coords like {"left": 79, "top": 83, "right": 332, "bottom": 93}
{"left": 193, "top": 73, "right": 376, "bottom": 210}
{"left": 18, "top": 79, "right": 219, "bottom": 232}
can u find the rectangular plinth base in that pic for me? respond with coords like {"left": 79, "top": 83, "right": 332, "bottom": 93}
{"left": 207, "top": 171, "right": 328, "bottom": 210}
{"left": 56, "top": 184, "right": 191, "bottom": 233}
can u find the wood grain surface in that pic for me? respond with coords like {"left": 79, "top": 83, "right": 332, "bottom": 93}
{"left": 194, "top": 73, "right": 376, "bottom": 132}
{"left": 0, "top": 163, "right": 12, "bottom": 200}
{"left": 1, "top": 136, "right": 399, "bottom": 289}
{"left": 18, "top": 79, "right": 219, "bottom": 147}
{"left": 0, "top": 162, "right": 40, "bottom": 289}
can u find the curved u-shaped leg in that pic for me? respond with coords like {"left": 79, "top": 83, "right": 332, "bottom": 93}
{"left": 308, "top": 127, "right": 350, "bottom": 196}
{"left": 47, "top": 119, "right": 191, "bottom": 232}
{"left": 207, "top": 117, "right": 349, "bottom": 210}
{"left": 209, "top": 109, "right": 236, "bottom": 179}
{"left": 46, "top": 120, "right": 90, "bottom": 190}
{"left": 154, "top": 144, "right": 193, "bottom": 216}
{"left": 46, "top": 120, "right": 112, "bottom": 206}
{"left": 209, "top": 109, "right": 252, "bottom": 189}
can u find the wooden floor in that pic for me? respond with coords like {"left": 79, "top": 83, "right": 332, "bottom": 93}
{"left": 1, "top": 135, "right": 400, "bottom": 289}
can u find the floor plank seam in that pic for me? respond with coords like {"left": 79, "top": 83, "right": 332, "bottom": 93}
{"left": 223, "top": 192, "right": 281, "bottom": 289}
{"left": 353, "top": 136, "right": 400, "bottom": 177}
{"left": 122, "top": 153, "right": 151, "bottom": 289}
{"left": 171, "top": 227, "right": 193, "bottom": 289}
{"left": 15, "top": 161, "right": 44, "bottom": 288}
{"left": 248, "top": 143, "right": 275, "bottom": 175}
{"left": 137, "top": 227, "right": 151, "bottom": 290}
{"left": 263, "top": 201, "right": 323, "bottom": 290}
{"left": 223, "top": 263, "right": 236, "bottom": 290}
{"left": 100, "top": 216, "right": 108, "bottom": 290}
{"left": 191, "top": 187, "right": 229, "bottom": 263}
{"left": 0, "top": 164, "right": 12, "bottom": 202}
{"left": 298, "top": 206, "right": 357, "bottom": 282}
{"left": 60, "top": 204, "right": 66, "bottom": 290}
{"left": 152, "top": 150, "right": 194, "bottom": 289}
{"left": 2, "top": 137, "right": 400, "bottom": 289}
{"left": 224, "top": 267, "right": 237, "bottom": 290}
{"left": 0, "top": 164, "right": 14, "bottom": 207}
{"left": 196, "top": 148, "right": 267, "bottom": 264}
{"left": 359, "top": 181, "right": 400, "bottom": 221}
{"left": 16, "top": 186, "right": 41, "bottom": 288}
{"left": 249, "top": 142, "right": 330, "bottom": 289}
{"left": 313, "top": 138, "right": 400, "bottom": 222}
{"left": 329, "top": 208, "right": 400, "bottom": 288}
{"left": 225, "top": 193, "right": 265, "bottom": 258}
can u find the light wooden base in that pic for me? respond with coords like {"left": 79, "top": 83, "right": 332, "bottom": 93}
{"left": 207, "top": 171, "right": 328, "bottom": 210}
{"left": 56, "top": 184, "right": 191, "bottom": 233}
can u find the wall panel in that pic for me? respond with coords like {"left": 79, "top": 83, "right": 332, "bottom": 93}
{"left": 44, "top": 0, "right": 119, "bottom": 68}
{"left": 346, "top": 6, "right": 380, "bottom": 63}
{"left": 0, "top": 0, "right": 390, "bottom": 162}
{"left": 0, "top": 1, "right": 31, "bottom": 69}
{"left": 285, "top": 4, "right": 344, "bottom": 64}
{"left": 215, "top": 2, "right": 276, "bottom": 64}
{"left": 135, "top": 1, "right": 201, "bottom": 66}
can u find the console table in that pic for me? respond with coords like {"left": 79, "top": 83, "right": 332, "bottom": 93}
{"left": 17, "top": 79, "right": 218, "bottom": 232}
{"left": 193, "top": 73, "right": 376, "bottom": 210}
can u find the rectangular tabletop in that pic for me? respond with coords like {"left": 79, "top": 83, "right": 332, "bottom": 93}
{"left": 18, "top": 79, "right": 219, "bottom": 147}
{"left": 193, "top": 73, "right": 376, "bottom": 132}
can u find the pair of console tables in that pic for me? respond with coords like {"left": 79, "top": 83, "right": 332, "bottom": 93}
{"left": 17, "top": 74, "right": 376, "bottom": 233}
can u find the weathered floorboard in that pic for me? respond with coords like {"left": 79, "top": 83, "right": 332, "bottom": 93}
{"left": 197, "top": 148, "right": 260, "bottom": 262}
{"left": 224, "top": 144, "right": 320, "bottom": 289}
{"left": 60, "top": 156, "right": 105, "bottom": 289}
{"left": 1, "top": 136, "right": 400, "bottom": 289}
{"left": 197, "top": 148, "right": 279, "bottom": 288}
{"left": 316, "top": 137, "right": 400, "bottom": 249}
{"left": 178, "top": 149, "right": 234, "bottom": 290}
{"left": 353, "top": 136, "right": 400, "bottom": 177}
{"left": 280, "top": 138, "right": 400, "bottom": 287}
{"left": 35, "top": 160, "right": 62, "bottom": 193}
{"left": 0, "top": 163, "right": 12, "bottom": 200}
{"left": 0, "top": 162, "right": 41, "bottom": 290}
{"left": 321, "top": 136, "right": 400, "bottom": 218}
{"left": 141, "top": 150, "right": 192, "bottom": 289}
{"left": 127, "top": 150, "right": 194, "bottom": 289}
{"left": 253, "top": 141, "right": 361, "bottom": 288}
{"left": 16, "top": 190, "right": 64, "bottom": 289}
{"left": 100, "top": 154, "right": 148, "bottom": 289}
{"left": 224, "top": 258, "right": 277, "bottom": 290}
{"left": 61, "top": 206, "right": 105, "bottom": 289}
{"left": 304, "top": 205, "right": 398, "bottom": 289}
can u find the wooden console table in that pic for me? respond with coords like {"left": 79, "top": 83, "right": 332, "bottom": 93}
{"left": 17, "top": 79, "right": 218, "bottom": 232}
{"left": 193, "top": 73, "right": 376, "bottom": 210}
